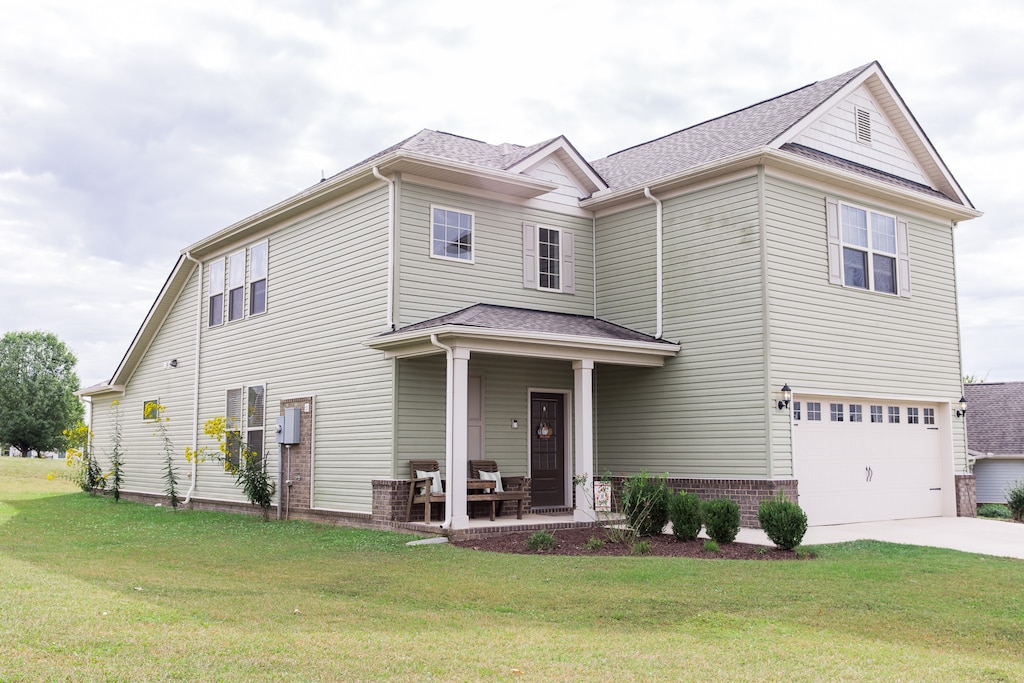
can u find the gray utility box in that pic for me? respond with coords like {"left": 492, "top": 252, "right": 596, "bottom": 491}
{"left": 275, "top": 407, "right": 301, "bottom": 445}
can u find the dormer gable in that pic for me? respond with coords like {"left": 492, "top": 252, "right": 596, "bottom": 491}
{"left": 505, "top": 136, "right": 608, "bottom": 202}
{"left": 773, "top": 62, "right": 972, "bottom": 208}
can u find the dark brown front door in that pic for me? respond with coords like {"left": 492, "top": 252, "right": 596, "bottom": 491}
{"left": 530, "top": 392, "right": 565, "bottom": 507}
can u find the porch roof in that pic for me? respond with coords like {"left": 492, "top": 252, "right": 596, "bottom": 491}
{"left": 367, "top": 304, "right": 680, "bottom": 367}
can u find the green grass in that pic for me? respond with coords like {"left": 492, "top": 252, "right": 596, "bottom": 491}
{"left": 1, "top": 458, "right": 1023, "bottom": 681}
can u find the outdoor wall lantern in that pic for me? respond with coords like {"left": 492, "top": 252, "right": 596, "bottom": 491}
{"left": 777, "top": 383, "right": 792, "bottom": 410}
{"left": 956, "top": 396, "right": 967, "bottom": 418}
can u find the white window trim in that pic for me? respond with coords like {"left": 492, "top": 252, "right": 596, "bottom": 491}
{"left": 826, "top": 197, "right": 912, "bottom": 298}
{"left": 429, "top": 204, "right": 475, "bottom": 264}
{"left": 840, "top": 201, "right": 897, "bottom": 295}
{"left": 225, "top": 383, "right": 267, "bottom": 472}
{"left": 227, "top": 249, "right": 246, "bottom": 323}
{"left": 537, "top": 226, "right": 563, "bottom": 293}
{"left": 208, "top": 257, "right": 225, "bottom": 328}
{"left": 249, "top": 240, "right": 269, "bottom": 317}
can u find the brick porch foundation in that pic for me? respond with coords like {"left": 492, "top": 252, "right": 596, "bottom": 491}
{"left": 372, "top": 479, "right": 533, "bottom": 524}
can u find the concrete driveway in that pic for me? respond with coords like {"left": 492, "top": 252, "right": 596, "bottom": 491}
{"left": 736, "top": 517, "right": 1024, "bottom": 559}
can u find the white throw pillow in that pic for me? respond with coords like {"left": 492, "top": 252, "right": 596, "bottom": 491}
{"left": 415, "top": 470, "right": 443, "bottom": 495}
{"left": 479, "top": 470, "right": 504, "bottom": 493}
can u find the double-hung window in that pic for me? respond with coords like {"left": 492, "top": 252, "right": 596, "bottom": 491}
{"left": 827, "top": 198, "right": 911, "bottom": 297}
{"left": 249, "top": 241, "right": 268, "bottom": 315}
{"left": 431, "top": 206, "right": 473, "bottom": 262}
{"left": 522, "top": 222, "right": 575, "bottom": 294}
{"left": 208, "top": 258, "right": 225, "bottom": 327}
{"left": 841, "top": 204, "right": 897, "bottom": 293}
{"left": 226, "top": 385, "right": 265, "bottom": 470}
{"left": 227, "top": 250, "right": 246, "bottom": 321}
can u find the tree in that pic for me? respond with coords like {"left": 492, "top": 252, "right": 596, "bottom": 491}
{"left": 0, "top": 331, "right": 84, "bottom": 456}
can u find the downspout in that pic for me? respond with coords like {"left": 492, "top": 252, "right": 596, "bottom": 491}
{"left": 372, "top": 166, "right": 395, "bottom": 331}
{"left": 592, "top": 215, "right": 598, "bottom": 318}
{"left": 430, "top": 333, "right": 454, "bottom": 530}
{"left": 182, "top": 251, "right": 203, "bottom": 504}
{"left": 643, "top": 187, "right": 664, "bottom": 338}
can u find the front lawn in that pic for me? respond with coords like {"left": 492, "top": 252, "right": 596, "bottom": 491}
{"left": 1, "top": 458, "right": 1021, "bottom": 681}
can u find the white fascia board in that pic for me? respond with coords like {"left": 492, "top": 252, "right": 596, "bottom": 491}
{"left": 366, "top": 325, "right": 679, "bottom": 366}
{"left": 762, "top": 148, "right": 982, "bottom": 222}
{"left": 505, "top": 136, "right": 609, "bottom": 194}
{"left": 77, "top": 384, "right": 126, "bottom": 398}
{"left": 971, "top": 452, "right": 1024, "bottom": 460}
{"left": 791, "top": 388, "right": 960, "bottom": 404}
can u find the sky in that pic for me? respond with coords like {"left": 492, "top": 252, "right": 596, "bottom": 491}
{"left": 1, "top": 0, "right": 1022, "bottom": 388}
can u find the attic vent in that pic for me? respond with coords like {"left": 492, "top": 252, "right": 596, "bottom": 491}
{"left": 855, "top": 107, "right": 872, "bottom": 144}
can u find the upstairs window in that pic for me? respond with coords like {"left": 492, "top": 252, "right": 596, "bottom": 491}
{"left": 208, "top": 258, "right": 225, "bottom": 327}
{"left": 841, "top": 204, "right": 897, "bottom": 294}
{"left": 522, "top": 222, "right": 575, "bottom": 294}
{"left": 227, "top": 250, "right": 246, "bottom": 321}
{"left": 431, "top": 206, "right": 473, "bottom": 262}
{"left": 249, "top": 241, "right": 268, "bottom": 315}
{"left": 826, "top": 198, "right": 911, "bottom": 298}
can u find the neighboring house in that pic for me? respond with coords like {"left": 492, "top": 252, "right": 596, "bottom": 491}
{"left": 965, "top": 382, "right": 1024, "bottom": 504}
{"left": 81, "top": 61, "right": 981, "bottom": 530}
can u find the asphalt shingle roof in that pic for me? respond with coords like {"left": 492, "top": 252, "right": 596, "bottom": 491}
{"left": 589, "top": 64, "right": 872, "bottom": 190}
{"left": 964, "top": 382, "right": 1024, "bottom": 455}
{"left": 381, "top": 304, "right": 672, "bottom": 344}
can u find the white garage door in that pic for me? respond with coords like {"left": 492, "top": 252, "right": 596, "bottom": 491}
{"left": 793, "top": 397, "right": 945, "bottom": 526}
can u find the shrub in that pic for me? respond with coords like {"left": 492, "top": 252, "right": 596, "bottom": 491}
{"left": 667, "top": 490, "right": 702, "bottom": 541}
{"left": 584, "top": 536, "right": 604, "bottom": 551}
{"left": 702, "top": 497, "right": 740, "bottom": 544}
{"left": 631, "top": 540, "right": 651, "bottom": 556}
{"left": 526, "top": 531, "right": 556, "bottom": 551}
{"left": 977, "top": 504, "right": 1011, "bottom": 519}
{"left": 757, "top": 493, "right": 808, "bottom": 550}
{"left": 620, "top": 471, "right": 670, "bottom": 537}
{"left": 1006, "top": 480, "right": 1024, "bottom": 522}
{"left": 703, "top": 539, "right": 720, "bottom": 553}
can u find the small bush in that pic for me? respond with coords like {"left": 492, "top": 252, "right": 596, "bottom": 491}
{"left": 1006, "top": 480, "right": 1024, "bottom": 522}
{"left": 526, "top": 531, "right": 556, "bottom": 551}
{"left": 702, "top": 498, "right": 740, "bottom": 544}
{"left": 977, "top": 504, "right": 1011, "bottom": 519}
{"left": 631, "top": 540, "right": 652, "bottom": 556}
{"left": 703, "top": 539, "right": 720, "bottom": 553}
{"left": 620, "top": 471, "right": 670, "bottom": 537}
{"left": 757, "top": 493, "right": 808, "bottom": 550}
{"left": 584, "top": 536, "right": 604, "bottom": 551}
{"left": 668, "top": 490, "right": 702, "bottom": 541}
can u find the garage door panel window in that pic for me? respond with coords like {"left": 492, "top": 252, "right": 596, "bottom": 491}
{"left": 792, "top": 401, "right": 801, "bottom": 420}
{"left": 849, "top": 404, "right": 863, "bottom": 422}
{"left": 907, "top": 407, "right": 919, "bottom": 424}
{"left": 923, "top": 408, "right": 935, "bottom": 425}
{"left": 870, "top": 405, "right": 883, "bottom": 423}
{"left": 888, "top": 406, "right": 900, "bottom": 423}
{"left": 830, "top": 403, "right": 844, "bottom": 421}
{"left": 806, "top": 402, "right": 821, "bottom": 421}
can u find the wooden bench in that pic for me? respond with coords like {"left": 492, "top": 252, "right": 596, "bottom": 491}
{"left": 467, "top": 460, "right": 530, "bottom": 521}
{"left": 405, "top": 459, "right": 532, "bottom": 523}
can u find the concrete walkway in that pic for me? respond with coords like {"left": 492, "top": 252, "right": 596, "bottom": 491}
{"left": 735, "top": 517, "right": 1024, "bottom": 559}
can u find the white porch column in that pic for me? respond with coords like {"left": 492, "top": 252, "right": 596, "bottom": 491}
{"left": 573, "top": 359, "right": 596, "bottom": 522}
{"left": 448, "top": 347, "right": 471, "bottom": 529}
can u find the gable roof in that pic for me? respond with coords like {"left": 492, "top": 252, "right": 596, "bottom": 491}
{"left": 964, "top": 382, "right": 1024, "bottom": 456}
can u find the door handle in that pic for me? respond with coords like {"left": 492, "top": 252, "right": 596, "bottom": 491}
{"left": 865, "top": 466, "right": 873, "bottom": 482}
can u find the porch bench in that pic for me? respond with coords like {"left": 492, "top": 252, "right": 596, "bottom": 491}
{"left": 468, "top": 460, "right": 530, "bottom": 521}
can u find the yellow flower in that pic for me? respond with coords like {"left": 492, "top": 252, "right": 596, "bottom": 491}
{"left": 47, "top": 473, "right": 54, "bottom": 480}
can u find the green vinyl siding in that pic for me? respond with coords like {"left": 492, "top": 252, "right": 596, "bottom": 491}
{"left": 88, "top": 269, "right": 199, "bottom": 495}
{"left": 763, "top": 174, "right": 966, "bottom": 472}
{"left": 595, "top": 176, "right": 770, "bottom": 477}
{"left": 397, "top": 182, "right": 593, "bottom": 324}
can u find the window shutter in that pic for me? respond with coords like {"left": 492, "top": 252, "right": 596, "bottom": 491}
{"left": 562, "top": 231, "right": 575, "bottom": 294}
{"left": 825, "top": 198, "right": 842, "bottom": 285}
{"left": 896, "top": 217, "right": 912, "bottom": 298}
{"left": 522, "top": 222, "right": 537, "bottom": 288}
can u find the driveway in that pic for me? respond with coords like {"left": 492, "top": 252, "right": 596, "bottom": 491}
{"left": 736, "top": 517, "right": 1024, "bottom": 559}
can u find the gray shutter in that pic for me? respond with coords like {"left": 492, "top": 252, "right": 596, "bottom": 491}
{"left": 562, "top": 231, "right": 575, "bottom": 294}
{"left": 826, "top": 197, "right": 842, "bottom": 285}
{"left": 896, "top": 217, "right": 912, "bottom": 298}
{"left": 522, "top": 222, "right": 537, "bottom": 288}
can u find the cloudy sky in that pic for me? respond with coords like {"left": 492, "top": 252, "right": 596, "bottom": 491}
{"left": 2, "top": 0, "right": 1022, "bottom": 387}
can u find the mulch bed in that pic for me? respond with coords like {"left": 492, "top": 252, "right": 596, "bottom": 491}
{"left": 451, "top": 527, "right": 809, "bottom": 560}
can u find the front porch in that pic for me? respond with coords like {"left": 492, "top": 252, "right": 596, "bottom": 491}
{"left": 367, "top": 304, "right": 680, "bottom": 531}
